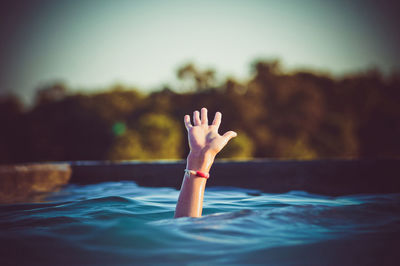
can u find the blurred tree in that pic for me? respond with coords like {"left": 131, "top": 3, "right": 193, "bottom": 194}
{"left": 82, "top": 85, "right": 144, "bottom": 123}
{"left": 136, "top": 113, "right": 183, "bottom": 159}
{"left": 177, "top": 63, "right": 217, "bottom": 91}
{"left": 275, "top": 136, "right": 318, "bottom": 159}
{"left": 108, "top": 129, "right": 144, "bottom": 160}
{"left": 246, "top": 60, "right": 326, "bottom": 158}
{"left": 35, "top": 83, "right": 68, "bottom": 105}
{"left": 25, "top": 93, "right": 113, "bottom": 161}
{"left": 1, "top": 60, "right": 399, "bottom": 164}
{"left": 311, "top": 114, "right": 359, "bottom": 158}
{"left": 0, "top": 94, "right": 24, "bottom": 163}
{"left": 252, "top": 59, "right": 282, "bottom": 77}
{"left": 219, "top": 132, "right": 255, "bottom": 159}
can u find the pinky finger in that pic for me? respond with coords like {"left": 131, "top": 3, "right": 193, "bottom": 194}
{"left": 184, "top": 115, "right": 192, "bottom": 129}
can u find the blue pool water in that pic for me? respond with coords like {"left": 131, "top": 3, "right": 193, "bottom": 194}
{"left": 0, "top": 181, "right": 399, "bottom": 265}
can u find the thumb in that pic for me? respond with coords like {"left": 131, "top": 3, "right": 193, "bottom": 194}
{"left": 222, "top": 131, "right": 237, "bottom": 143}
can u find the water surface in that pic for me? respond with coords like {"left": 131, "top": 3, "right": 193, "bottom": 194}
{"left": 0, "top": 181, "right": 399, "bottom": 265}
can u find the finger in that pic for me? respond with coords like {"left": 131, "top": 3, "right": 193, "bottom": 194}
{"left": 212, "top": 111, "right": 222, "bottom": 128}
{"left": 184, "top": 115, "right": 192, "bottom": 130}
{"left": 222, "top": 131, "right": 237, "bottom": 143}
{"left": 201, "top": 107, "right": 208, "bottom": 125}
{"left": 193, "top": 110, "right": 201, "bottom": 126}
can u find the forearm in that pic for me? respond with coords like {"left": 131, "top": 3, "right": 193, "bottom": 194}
{"left": 175, "top": 108, "right": 236, "bottom": 218}
{"left": 174, "top": 151, "right": 215, "bottom": 218}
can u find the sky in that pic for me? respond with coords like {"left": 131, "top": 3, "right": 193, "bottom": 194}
{"left": 0, "top": 0, "right": 399, "bottom": 103}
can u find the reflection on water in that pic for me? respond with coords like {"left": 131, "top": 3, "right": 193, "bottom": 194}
{"left": 0, "top": 181, "right": 399, "bottom": 265}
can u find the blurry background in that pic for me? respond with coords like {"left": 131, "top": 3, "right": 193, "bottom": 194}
{"left": 0, "top": 0, "right": 399, "bottom": 163}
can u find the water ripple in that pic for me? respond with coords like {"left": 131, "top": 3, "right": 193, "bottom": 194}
{"left": 1, "top": 182, "right": 399, "bottom": 265}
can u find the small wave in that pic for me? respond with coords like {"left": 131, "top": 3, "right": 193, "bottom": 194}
{"left": 1, "top": 182, "right": 400, "bottom": 265}
{"left": 0, "top": 216, "right": 80, "bottom": 230}
{"left": 78, "top": 196, "right": 133, "bottom": 204}
{"left": 0, "top": 202, "right": 69, "bottom": 212}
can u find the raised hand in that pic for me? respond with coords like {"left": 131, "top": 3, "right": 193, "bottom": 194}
{"left": 175, "top": 108, "right": 237, "bottom": 218}
{"left": 184, "top": 107, "right": 237, "bottom": 157}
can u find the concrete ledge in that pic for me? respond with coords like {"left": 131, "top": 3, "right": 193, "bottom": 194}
{"left": 0, "top": 163, "right": 71, "bottom": 203}
{"left": 1, "top": 159, "right": 398, "bottom": 204}
{"left": 70, "top": 159, "right": 400, "bottom": 196}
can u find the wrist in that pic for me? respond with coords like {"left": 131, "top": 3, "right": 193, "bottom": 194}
{"left": 186, "top": 150, "right": 215, "bottom": 173}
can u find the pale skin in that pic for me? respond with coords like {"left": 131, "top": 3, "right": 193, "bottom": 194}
{"left": 174, "top": 107, "right": 237, "bottom": 218}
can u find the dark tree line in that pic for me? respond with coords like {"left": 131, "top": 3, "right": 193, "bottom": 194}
{"left": 1, "top": 60, "right": 399, "bottom": 164}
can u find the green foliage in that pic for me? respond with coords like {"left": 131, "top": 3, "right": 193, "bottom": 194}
{"left": 136, "top": 113, "right": 183, "bottom": 159}
{"left": 177, "top": 63, "right": 217, "bottom": 91}
{"left": 108, "top": 130, "right": 144, "bottom": 160}
{"left": 219, "top": 132, "right": 255, "bottom": 159}
{"left": 81, "top": 86, "right": 144, "bottom": 123}
{"left": 0, "top": 59, "right": 399, "bottom": 163}
{"left": 108, "top": 113, "right": 183, "bottom": 160}
{"left": 276, "top": 136, "right": 318, "bottom": 160}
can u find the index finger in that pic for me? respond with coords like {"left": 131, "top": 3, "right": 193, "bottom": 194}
{"left": 212, "top": 111, "right": 222, "bottom": 128}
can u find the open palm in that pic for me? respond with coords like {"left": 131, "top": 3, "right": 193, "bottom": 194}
{"left": 184, "top": 108, "right": 237, "bottom": 156}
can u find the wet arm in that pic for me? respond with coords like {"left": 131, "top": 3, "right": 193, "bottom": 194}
{"left": 174, "top": 151, "right": 214, "bottom": 218}
{"left": 174, "top": 108, "right": 236, "bottom": 218}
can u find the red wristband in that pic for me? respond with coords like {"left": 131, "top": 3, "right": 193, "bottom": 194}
{"left": 184, "top": 169, "right": 210, "bottom": 179}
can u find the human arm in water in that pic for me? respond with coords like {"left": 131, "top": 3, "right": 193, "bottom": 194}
{"left": 174, "top": 108, "right": 237, "bottom": 218}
